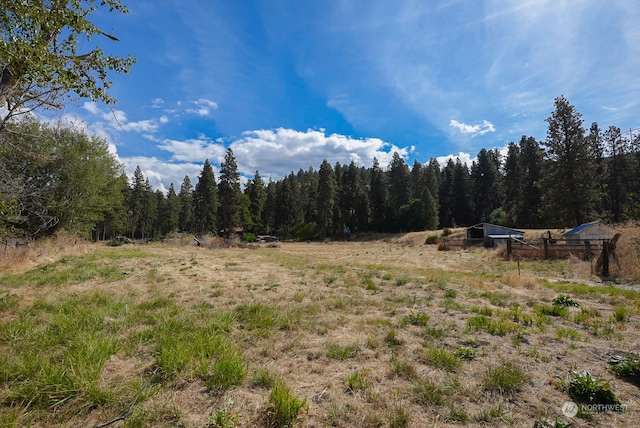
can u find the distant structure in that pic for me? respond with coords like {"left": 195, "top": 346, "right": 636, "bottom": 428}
{"left": 466, "top": 223, "right": 525, "bottom": 248}
{"left": 563, "top": 221, "right": 614, "bottom": 245}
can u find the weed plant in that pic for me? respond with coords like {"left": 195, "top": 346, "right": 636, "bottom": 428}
{"left": 611, "top": 355, "right": 640, "bottom": 385}
{"left": 566, "top": 371, "right": 620, "bottom": 406}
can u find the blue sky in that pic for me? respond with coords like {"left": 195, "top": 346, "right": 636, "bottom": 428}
{"left": 60, "top": 0, "right": 640, "bottom": 192}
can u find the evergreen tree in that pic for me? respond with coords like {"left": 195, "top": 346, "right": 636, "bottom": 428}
{"left": 451, "top": 159, "right": 472, "bottom": 226}
{"left": 245, "top": 171, "right": 266, "bottom": 233}
{"left": 421, "top": 188, "right": 438, "bottom": 230}
{"left": 542, "top": 96, "right": 596, "bottom": 226}
{"left": 275, "top": 173, "right": 301, "bottom": 237}
{"left": 410, "top": 160, "right": 425, "bottom": 200}
{"left": 140, "top": 178, "right": 157, "bottom": 239}
{"left": 424, "top": 158, "right": 441, "bottom": 222}
{"left": 439, "top": 159, "right": 455, "bottom": 227}
{"left": 263, "top": 179, "right": 277, "bottom": 234}
{"left": 471, "top": 148, "right": 501, "bottom": 223}
{"left": 194, "top": 159, "right": 219, "bottom": 236}
{"left": 164, "top": 183, "right": 180, "bottom": 234}
{"left": 317, "top": 160, "right": 336, "bottom": 237}
{"left": 387, "top": 152, "right": 411, "bottom": 211}
{"left": 218, "top": 148, "right": 241, "bottom": 236}
{"left": 129, "top": 166, "right": 145, "bottom": 238}
{"left": 370, "top": 157, "right": 387, "bottom": 232}
{"left": 178, "top": 176, "right": 194, "bottom": 233}
{"left": 586, "top": 122, "right": 606, "bottom": 217}
{"left": 298, "top": 167, "right": 319, "bottom": 225}
{"left": 332, "top": 162, "right": 344, "bottom": 235}
{"left": 603, "top": 126, "right": 630, "bottom": 222}
{"left": 517, "top": 136, "right": 543, "bottom": 228}
{"left": 354, "top": 166, "right": 370, "bottom": 233}
{"left": 503, "top": 142, "right": 520, "bottom": 225}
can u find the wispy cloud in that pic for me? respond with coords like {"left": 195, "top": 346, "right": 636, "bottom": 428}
{"left": 158, "top": 136, "right": 226, "bottom": 162}
{"left": 82, "top": 101, "right": 165, "bottom": 134}
{"left": 449, "top": 120, "right": 496, "bottom": 136}
{"left": 185, "top": 98, "right": 219, "bottom": 117}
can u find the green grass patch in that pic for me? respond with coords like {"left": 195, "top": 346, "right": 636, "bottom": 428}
{"left": 265, "top": 381, "right": 307, "bottom": 428}
{"left": 1, "top": 257, "right": 125, "bottom": 288}
{"left": 465, "top": 315, "right": 520, "bottom": 336}
{"left": 481, "top": 361, "right": 529, "bottom": 395}
{"left": 419, "top": 347, "right": 461, "bottom": 372}
{"left": 327, "top": 343, "right": 360, "bottom": 361}
{"left": 412, "top": 378, "right": 446, "bottom": 406}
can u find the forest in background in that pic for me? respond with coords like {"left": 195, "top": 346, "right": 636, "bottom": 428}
{"left": 2, "top": 96, "right": 640, "bottom": 241}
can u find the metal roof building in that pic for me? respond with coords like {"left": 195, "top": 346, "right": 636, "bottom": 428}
{"left": 466, "top": 223, "right": 525, "bottom": 247}
{"left": 563, "top": 221, "right": 614, "bottom": 244}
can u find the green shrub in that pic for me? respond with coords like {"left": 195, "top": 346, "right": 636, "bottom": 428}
{"left": 240, "top": 232, "right": 257, "bottom": 242}
{"left": 611, "top": 355, "right": 640, "bottom": 385}
{"left": 566, "top": 371, "right": 620, "bottom": 406}
{"left": 552, "top": 295, "right": 580, "bottom": 307}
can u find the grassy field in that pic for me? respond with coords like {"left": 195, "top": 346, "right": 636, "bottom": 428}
{"left": 0, "top": 229, "right": 639, "bottom": 427}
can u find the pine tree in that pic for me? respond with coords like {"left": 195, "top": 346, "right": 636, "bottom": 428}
{"left": 245, "top": 171, "right": 266, "bottom": 233}
{"left": 178, "top": 176, "right": 194, "bottom": 233}
{"left": 317, "top": 160, "right": 336, "bottom": 237}
{"left": 517, "top": 136, "right": 543, "bottom": 228}
{"left": 218, "top": 148, "right": 241, "bottom": 236}
{"left": 164, "top": 183, "right": 180, "bottom": 234}
{"left": 370, "top": 157, "right": 387, "bottom": 232}
{"left": 603, "top": 126, "right": 630, "bottom": 222}
{"left": 471, "top": 148, "right": 501, "bottom": 223}
{"left": 129, "top": 166, "right": 145, "bottom": 238}
{"left": 542, "top": 96, "right": 596, "bottom": 226}
{"left": 194, "top": 160, "right": 219, "bottom": 236}
{"left": 439, "top": 159, "right": 455, "bottom": 228}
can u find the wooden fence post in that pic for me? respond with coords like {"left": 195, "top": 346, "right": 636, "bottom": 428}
{"left": 543, "top": 238, "right": 549, "bottom": 259}
{"left": 602, "top": 239, "right": 610, "bottom": 278}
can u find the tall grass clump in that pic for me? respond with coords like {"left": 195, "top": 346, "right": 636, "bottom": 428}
{"left": 265, "top": 381, "right": 307, "bottom": 428}
{"left": 481, "top": 361, "right": 529, "bottom": 395}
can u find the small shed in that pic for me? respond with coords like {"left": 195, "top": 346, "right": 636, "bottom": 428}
{"left": 466, "top": 223, "right": 525, "bottom": 247}
{"left": 563, "top": 221, "right": 614, "bottom": 245}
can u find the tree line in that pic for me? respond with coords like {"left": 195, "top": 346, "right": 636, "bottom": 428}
{"left": 2, "top": 96, "right": 640, "bottom": 240}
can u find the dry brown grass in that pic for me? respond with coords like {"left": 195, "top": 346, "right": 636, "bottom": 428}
{"left": 2, "top": 227, "right": 640, "bottom": 427}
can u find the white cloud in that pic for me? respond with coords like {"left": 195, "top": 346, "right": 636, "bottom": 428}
{"left": 436, "top": 152, "right": 473, "bottom": 167}
{"left": 151, "top": 98, "right": 165, "bottom": 108}
{"left": 158, "top": 137, "right": 227, "bottom": 162}
{"left": 185, "top": 99, "right": 219, "bottom": 117}
{"left": 82, "top": 101, "right": 164, "bottom": 134}
{"left": 120, "top": 156, "right": 206, "bottom": 194}
{"left": 449, "top": 119, "right": 496, "bottom": 136}
{"left": 230, "top": 128, "right": 408, "bottom": 179}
